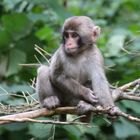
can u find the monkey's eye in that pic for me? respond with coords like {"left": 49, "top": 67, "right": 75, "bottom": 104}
{"left": 64, "top": 32, "right": 69, "bottom": 38}
{"left": 72, "top": 32, "right": 79, "bottom": 38}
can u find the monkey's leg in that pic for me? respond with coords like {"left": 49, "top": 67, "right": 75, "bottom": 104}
{"left": 36, "top": 65, "right": 60, "bottom": 110}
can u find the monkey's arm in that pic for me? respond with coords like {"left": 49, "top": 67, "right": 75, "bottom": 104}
{"left": 91, "top": 47, "right": 114, "bottom": 108}
{"left": 50, "top": 50, "right": 97, "bottom": 105}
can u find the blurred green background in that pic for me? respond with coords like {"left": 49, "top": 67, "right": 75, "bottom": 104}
{"left": 0, "top": 0, "right": 140, "bottom": 139}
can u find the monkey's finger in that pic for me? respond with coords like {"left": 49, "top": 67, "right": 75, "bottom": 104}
{"left": 91, "top": 99, "right": 98, "bottom": 104}
{"left": 43, "top": 97, "right": 56, "bottom": 110}
{"left": 107, "top": 115, "right": 118, "bottom": 121}
{"left": 49, "top": 98, "right": 58, "bottom": 109}
{"left": 92, "top": 95, "right": 98, "bottom": 100}
{"left": 91, "top": 94, "right": 98, "bottom": 103}
{"left": 54, "top": 96, "right": 60, "bottom": 106}
{"left": 43, "top": 102, "right": 52, "bottom": 110}
{"left": 77, "top": 101, "right": 93, "bottom": 114}
{"left": 51, "top": 96, "right": 60, "bottom": 108}
{"left": 85, "top": 95, "right": 98, "bottom": 104}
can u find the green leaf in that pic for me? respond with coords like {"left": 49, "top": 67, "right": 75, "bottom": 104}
{"left": 0, "top": 83, "right": 32, "bottom": 94}
{"left": 2, "top": 13, "right": 33, "bottom": 40}
{"left": 0, "top": 83, "right": 34, "bottom": 102}
{"left": 106, "top": 34, "right": 126, "bottom": 57}
{"left": 122, "top": 100, "right": 140, "bottom": 114}
{"left": 28, "top": 122, "right": 53, "bottom": 138}
{"left": 106, "top": 28, "right": 132, "bottom": 57}
{"left": 0, "top": 93, "right": 9, "bottom": 102}
{"left": 0, "top": 28, "right": 12, "bottom": 48}
{"left": 0, "top": 55, "right": 8, "bottom": 77}
{"left": 114, "top": 119, "right": 139, "bottom": 138}
{"left": 26, "top": 0, "right": 47, "bottom": 4}
{"left": 6, "top": 49, "right": 26, "bottom": 76}
{"left": 62, "top": 125, "right": 81, "bottom": 140}
{"left": 115, "top": 56, "right": 130, "bottom": 64}
{"left": 35, "top": 25, "right": 53, "bottom": 41}
{"left": 27, "top": 13, "right": 52, "bottom": 23}
{"left": 0, "top": 84, "right": 10, "bottom": 94}
{"left": 3, "top": 123, "right": 27, "bottom": 131}
{"left": 3, "top": 0, "right": 22, "bottom": 10}
{"left": 10, "top": 84, "right": 33, "bottom": 93}
{"left": 77, "top": 125, "right": 100, "bottom": 137}
{"left": 5, "top": 98, "right": 25, "bottom": 105}
{"left": 47, "top": 0, "right": 72, "bottom": 19}
{"left": 130, "top": 38, "right": 140, "bottom": 51}
{"left": 85, "top": 126, "right": 100, "bottom": 136}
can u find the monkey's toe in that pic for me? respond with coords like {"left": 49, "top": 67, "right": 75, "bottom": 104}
{"left": 77, "top": 100, "right": 93, "bottom": 115}
{"left": 109, "top": 106, "right": 120, "bottom": 116}
{"left": 43, "top": 96, "right": 60, "bottom": 110}
{"left": 107, "top": 106, "right": 120, "bottom": 121}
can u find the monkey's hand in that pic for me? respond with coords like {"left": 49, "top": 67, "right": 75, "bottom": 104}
{"left": 82, "top": 89, "right": 98, "bottom": 105}
{"left": 43, "top": 96, "right": 60, "bottom": 110}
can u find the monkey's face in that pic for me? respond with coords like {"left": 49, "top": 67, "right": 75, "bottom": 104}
{"left": 61, "top": 16, "right": 101, "bottom": 56}
{"left": 62, "top": 30, "right": 80, "bottom": 55}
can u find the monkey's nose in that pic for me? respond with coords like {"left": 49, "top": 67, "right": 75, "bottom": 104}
{"left": 66, "top": 43, "right": 73, "bottom": 48}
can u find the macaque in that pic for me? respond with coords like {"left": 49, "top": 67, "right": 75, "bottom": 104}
{"left": 36, "top": 16, "right": 117, "bottom": 122}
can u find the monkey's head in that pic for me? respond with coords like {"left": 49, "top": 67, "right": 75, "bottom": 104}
{"left": 61, "top": 16, "right": 101, "bottom": 55}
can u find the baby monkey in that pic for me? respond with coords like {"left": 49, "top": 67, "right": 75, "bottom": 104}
{"left": 36, "top": 16, "right": 118, "bottom": 122}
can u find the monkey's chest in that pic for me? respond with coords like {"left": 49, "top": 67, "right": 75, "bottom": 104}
{"left": 64, "top": 61, "right": 89, "bottom": 83}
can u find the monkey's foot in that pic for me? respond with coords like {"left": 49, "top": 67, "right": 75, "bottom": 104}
{"left": 109, "top": 106, "right": 121, "bottom": 115}
{"left": 43, "top": 96, "right": 60, "bottom": 110}
{"left": 107, "top": 106, "right": 121, "bottom": 120}
{"left": 77, "top": 100, "right": 93, "bottom": 115}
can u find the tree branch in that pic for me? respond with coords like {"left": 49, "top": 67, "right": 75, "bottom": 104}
{"left": 0, "top": 107, "right": 76, "bottom": 125}
{"left": 119, "top": 78, "right": 140, "bottom": 91}
{"left": 0, "top": 78, "right": 140, "bottom": 125}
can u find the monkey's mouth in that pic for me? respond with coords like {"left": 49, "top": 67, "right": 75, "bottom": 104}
{"left": 65, "top": 47, "right": 78, "bottom": 54}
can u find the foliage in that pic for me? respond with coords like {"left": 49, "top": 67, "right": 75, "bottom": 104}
{"left": 0, "top": 0, "right": 140, "bottom": 139}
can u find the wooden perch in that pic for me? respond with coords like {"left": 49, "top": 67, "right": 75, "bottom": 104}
{"left": 119, "top": 78, "right": 140, "bottom": 91}
{"left": 0, "top": 78, "right": 140, "bottom": 125}
{"left": 0, "top": 106, "right": 140, "bottom": 125}
{"left": 0, "top": 107, "right": 76, "bottom": 125}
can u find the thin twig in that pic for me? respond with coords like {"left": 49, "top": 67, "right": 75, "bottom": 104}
{"left": 34, "top": 44, "right": 52, "bottom": 57}
{"left": 30, "top": 77, "right": 36, "bottom": 89}
{"left": 34, "top": 55, "right": 42, "bottom": 64}
{"left": 0, "top": 86, "right": 9, "bottom": 94}
{"left": 121, "top": 46, "right": 131, "bottom": 54}
{"left": 0, "top": 93, "right": 24, "bottom": 98}
{"left": 119, "top": 78, "right": 140, "bottom": 91}
{"left": 35, "top": 47, "right": 50, "bottom": 64}
{"left": 22, "top": 92, "right": 30, "bottom": 105}
{"left": 71, "top": 115, "right": 86, "bottom": 122}
{"left": 0, "top": 117, "right": 88, "bottom": 125}
{"left": 19, "top": 63, "right": 41, "bottom": 68}
{"left": 26, "top": 91, "right": 39, "bottom": 103}
{"left": 131, "top": 84, "right": 140, "bottom": 93}
{"left": 118, "top": 111, "right": 140, "bottom": 123}
{"left": 120, "top": 94, "right": 140, "bottom": 102}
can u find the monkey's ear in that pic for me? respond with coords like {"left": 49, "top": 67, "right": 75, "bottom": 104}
{"left": 92, "top": 26, "right": 101, "bottom": 42}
